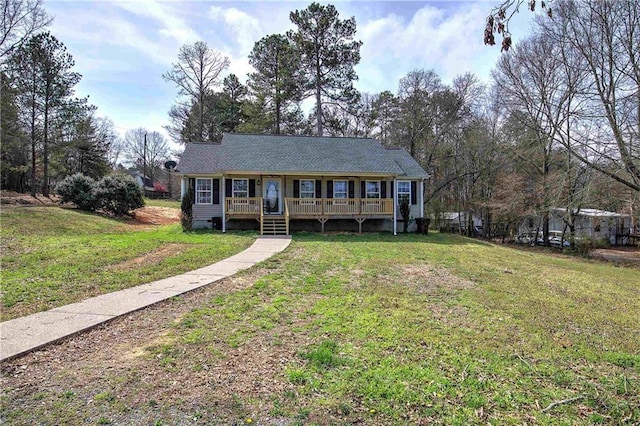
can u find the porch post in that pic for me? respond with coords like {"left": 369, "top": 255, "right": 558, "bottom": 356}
{"left": 222, "top": 175, "right": 226, "bottom": 233}
{"left": 393, "top": 178, "right": 397, "bottom": 236}
{"left": 180, "top": 176, "right": 186, "bottom": 199}
{"left": 419, "top": 179, "right": 424, "bottom": 218}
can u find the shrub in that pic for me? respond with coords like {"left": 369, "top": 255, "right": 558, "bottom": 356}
{"left": 54, "top": 173, "right": 97, "bottom": 211}
{"left": 180, "top": 185, "right": 194, "bottom": 231}
{"left": 95, "top": 174, "right": 144, "bottom": 216}
{"left": 572, "top": 236, "right": 610, "bottom": 256}
{"left": 153, "top": 181, "right": 168, "bottom": 193}
{"left": 399, "top": 198, "right": 411, "bottom": 233}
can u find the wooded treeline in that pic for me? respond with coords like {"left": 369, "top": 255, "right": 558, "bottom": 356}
{"left": 1, "top": 0, "right": 173, "bottom": 196}
{"left": 164, "top": 0, "right": 638, "bottom": 240}
{"left": 2, "top": 0, "right": 637, "bottom": 238}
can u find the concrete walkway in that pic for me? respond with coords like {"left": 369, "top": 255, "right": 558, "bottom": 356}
{"left": 0, "top": 236, "right": 291, "bottom": 362}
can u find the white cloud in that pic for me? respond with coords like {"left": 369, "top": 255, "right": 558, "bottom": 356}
{"left": 49, "top": 7, "right": 171, "bottom": 65}
{"left": 208, "top": 6, "right": 263, "bottom": 55}
{"left": 43, "top": 0, "right": 532, "bottom": 146}
{"left": 357, "top": 4, "right": 500, "bottom": 91}
{"left": 116, "top": 1, "right": 199, "bottom": 45}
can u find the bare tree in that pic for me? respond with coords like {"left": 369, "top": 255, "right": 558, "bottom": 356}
{"left": 162, "top": 41, "right": 229, "bottom": 143}
{"left": 122, "top": 128, "right": 169, "bottom": 181}
{"left": 492, "top": 31, "right": 581, "bottom": 244}
{"left": 537, "top": 0, "right": 640, "bottom": 192}
{"left": 1, "top": 0, "right": 52, "bottom": 58}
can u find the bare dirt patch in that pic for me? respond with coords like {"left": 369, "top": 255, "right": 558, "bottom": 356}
{"left": 591, "top": 247, "right": 640, "bottom": 267}
{"left": 0, "top": 191, "right": 59, "bottom": 206}
{"left": 106, "top": 243, "right": 191, "bottom": 271}
{"left": 132, "top": 206, "right": 180, "bottom": 226}
{"left": 399, "top": 264, "right": 476, "bottom": 293}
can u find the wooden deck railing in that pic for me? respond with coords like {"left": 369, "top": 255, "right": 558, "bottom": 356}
{"left": 285, "top": 198, "right": 393, "bottom": 217}
{"left": 225, "top": 197, "right": 262, "bottom": 216}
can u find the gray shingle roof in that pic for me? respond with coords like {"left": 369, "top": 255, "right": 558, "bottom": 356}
{"left": 178, "top": 133, "right": 429, "bottom": 178}
{"left": 384, "top": 148, "right": 430, "bottom": 178}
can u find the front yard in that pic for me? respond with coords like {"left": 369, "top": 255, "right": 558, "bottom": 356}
{"left": 1, "top": 230, "right": 638, "bottom": 424}
{"left": 0, "top": 206, "right": 254, "bottom": 320}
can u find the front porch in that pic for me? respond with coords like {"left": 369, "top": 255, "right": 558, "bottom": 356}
{"left": 225, "top": 197, "right": 394, "bottom": 235}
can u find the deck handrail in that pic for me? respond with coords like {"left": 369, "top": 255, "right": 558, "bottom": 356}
{"left": 225, "top": 197, "right": 262, "bottom": 216}
{"left": 285, "top": 197, "right": 393, "bottom": 216}
{"left": 260, "top": 198, "right": 264, "bottom": 234}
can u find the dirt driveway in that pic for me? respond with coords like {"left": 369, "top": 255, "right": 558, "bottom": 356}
{"left": 1, "top": 190, "right": 179, "bottom": 226}
{"left": 591, "top": 247, "right": 640, "bottom": 267}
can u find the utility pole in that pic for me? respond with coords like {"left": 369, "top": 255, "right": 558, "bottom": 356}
{"left": 143, "top": 132, "right": 147, "bottom": 191}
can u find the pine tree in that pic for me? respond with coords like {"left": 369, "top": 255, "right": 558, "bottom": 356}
{"left": 247, "top": 34, "right": 303, "bottom": 134}
{"left": 287, "top": 2, "right": 362, "bottom": 136}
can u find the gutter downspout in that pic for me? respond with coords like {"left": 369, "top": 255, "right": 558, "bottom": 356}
{"left": 393, "top": 177, "right": 397, "bottom": 236}
{"left": 222, "top": 175, "right": 226, "bottom": 233}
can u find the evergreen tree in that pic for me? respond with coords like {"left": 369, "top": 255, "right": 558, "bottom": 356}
{"left": 0, "top": 71, "right": 29, "bottom": 191}
{"left": 7, "top": 32, "right": 81, "bottom": 196}
{"left": 287, "top": 2, "right": 362, "bottom": 136}
{"left": 247, "top": 34, "right": 302, "bottom": 134}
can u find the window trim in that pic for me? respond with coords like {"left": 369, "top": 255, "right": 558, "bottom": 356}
{"left": 300, "top": 179, "right": 316, "bottom": 199}
{"left": 232, "top": 178, "right": 249, "bottom": 204}
{"left": 365, "top": 180, "right": 381, "bottom": 199}
{"left": 232, "top": 178, "right": 249, "bottom": 198}
{"left": 298, "top": 179, "right": 316, "bottom": 206}
{"left": 333, "top": 179, "right": 348, "bottom": 204}
{"left": 397, "top": 180, "right": 411, "bottom": 205}
{"left": 195, "top": 178, "right": 213, "bottom": 205}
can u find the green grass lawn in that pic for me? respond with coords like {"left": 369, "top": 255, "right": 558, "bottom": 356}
{"left": 2, "top": 231, "right": 637, "bottom": 425}
{"left": 0, "top": 206, "right": 254, "bottom": 320}
{"left": 143, "top": 198, "right": 180, "bottom": 209}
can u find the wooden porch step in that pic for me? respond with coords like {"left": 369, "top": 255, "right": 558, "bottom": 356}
{"left": 261, "top": 217, "right": 288, "bottom": 236}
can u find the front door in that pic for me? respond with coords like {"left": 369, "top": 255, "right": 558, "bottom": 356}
{"left": 263, "top": 178, "right": 282, "bottom": 215}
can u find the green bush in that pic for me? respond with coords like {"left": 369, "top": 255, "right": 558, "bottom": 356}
{"left": 54, "top": 173, "right": 97, "bottom": 211}
{"left": 572, "top": 236, "right": 609, "bottom": 256}
{"left": 399, "top": 198, "right": 411, "bottom": 233}
{"left": 95, "top": 174, "right": 144, "bottom": 216}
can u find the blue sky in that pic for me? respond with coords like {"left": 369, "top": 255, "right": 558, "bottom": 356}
{"left": 46, "top": 1, "right": 535, "bottom": 144}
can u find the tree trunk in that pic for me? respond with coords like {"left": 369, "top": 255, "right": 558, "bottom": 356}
{"left": 315, "top": 56, "right": 322, "bottom": 135}
{"left": 542, "top": 212, "right": 550, "bottom": 247}
{"left": 199, "top": 91, "right": 204, "bottom": 141}
{"left": 30, "top": 106, "right": 36, "bottom": 197}
{"left": 316, "top": 84, "right": 322, "bottom": 136}
{"left": 275, "top": 97, "right": 281, "bottom": 135}
{"left": 41, "top": 93, "right": 49, "bottom": 197}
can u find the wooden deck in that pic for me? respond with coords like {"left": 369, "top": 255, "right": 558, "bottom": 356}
{"left": 225, "top": 197, "right": 394, "bottom": 235}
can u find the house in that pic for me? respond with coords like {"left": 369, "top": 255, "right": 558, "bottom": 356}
{"left": 130, "top": 170, "right": 154, "bottom": 191}
{"left": 176, "top": 133, "right": 429, "bottom": 235}
{"left": 129, "top": 170, "right": 170, "bottom": 199}
{"left": 518, "top": 208, "right": 633, "bottom": 244}
{"left": 435, "top": 211, "right": 483, "bottom": 234}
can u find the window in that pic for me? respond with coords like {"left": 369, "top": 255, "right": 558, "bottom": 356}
{"left": 300, "top": 180, "right": 315, "bottom": 199}
{"left": 334, "top": 180, "right": 348, "bottom": 199}
{"left": 366, "top": 181, "right": 380, "bottom": 199}
{"left": 195, "top": 178, "right": 212, "bottom": 204}
{"left": 397, "top": 181, "right": 411, "bottom": 204}
{"left": 232, "top": 179, "right": 248, "bottom": 198}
